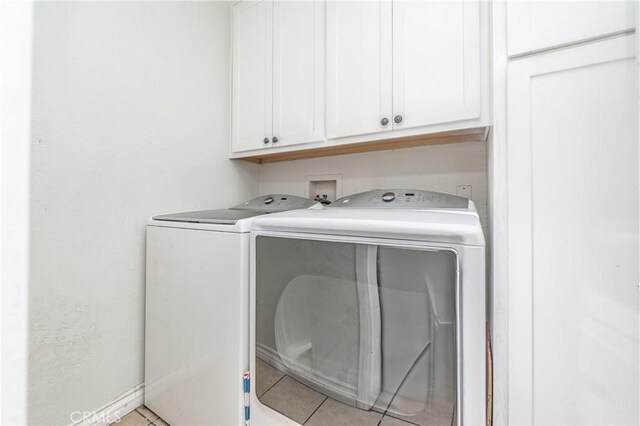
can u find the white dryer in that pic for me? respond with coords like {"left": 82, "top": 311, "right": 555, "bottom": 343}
{"left": 249, "top": 189, "right": 486, "bottom": 426}
{"left": 144, "top": 195, "right": 318, "bottom": 426}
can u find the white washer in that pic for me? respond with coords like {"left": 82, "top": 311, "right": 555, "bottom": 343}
{"left": 144, "top": 195, "right": 319, "bottom": 426}
{"left": 249, "top": 189, "right": 486, "bottom": 426}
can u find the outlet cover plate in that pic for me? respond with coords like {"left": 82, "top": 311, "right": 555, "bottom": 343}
{"left": 456, "top": 185, "right": 472, "bottom": 199}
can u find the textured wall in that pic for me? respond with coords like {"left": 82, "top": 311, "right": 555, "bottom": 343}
{"left": 28, "top": 2, "right": 258, "bottom": 424}
{"left": 258, "top": 142, "right": 488, "bottom": 229}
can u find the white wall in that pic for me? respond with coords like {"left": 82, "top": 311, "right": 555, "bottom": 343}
{"left": 0, "top": 1, "right": 33, "bottom": 424}
{"left": 28, "top": 2, "right": 258, "bottom": 424}
{"left": 258, "top": 142, "right": 488, "bottom": 229}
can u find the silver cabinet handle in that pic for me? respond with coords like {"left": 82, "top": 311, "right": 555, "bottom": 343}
{"left": 381, "top": 117, "right": 389, "bottom": 126}
{"left": 263, "top": 138, "right": 269, "bottom": 144}
{"left": 272, "top": 137, "right": 278, "bottom": 143}
{"left": 394, "top": 115, "right": 403, "bottom": 124}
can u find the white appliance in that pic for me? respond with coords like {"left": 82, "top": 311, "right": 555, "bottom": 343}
{"left": 249, "top": 189, "right": 486, "bottom": 426}
{"left": 144, "top": 195, "right": 319, "bottom": 426}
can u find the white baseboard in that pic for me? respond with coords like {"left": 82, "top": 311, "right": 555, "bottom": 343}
{"left": 70, "top": 383, "right": 144, "bottom": 426}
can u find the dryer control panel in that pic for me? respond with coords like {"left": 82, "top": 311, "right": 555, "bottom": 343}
{"left": 329, "top": 189, "right": 469, "bottom": 209}
{"left": 231, "top": 194, "right": 318, "bottom": 212}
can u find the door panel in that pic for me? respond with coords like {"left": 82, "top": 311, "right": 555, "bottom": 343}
{"left": 326, "top": 0, "right": 392, "bottom": 139}
{"left": 392, "top": 0, "right": 481, "bottom": 130}
{"left": 507, "top": 35, "right": 639, "bottom": 424}
{"left": 232, "top": 0, "right": 272, "bottom": 152}
{"left": 272, "top": 0, "right": 324, "bottom": 147}
{"left": 507, "top": 1, "right": 636, "bottom": 57}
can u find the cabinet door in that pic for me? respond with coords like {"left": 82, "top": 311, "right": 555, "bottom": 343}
{"left": 507, "top": 1, "right": 636, "bottom": 57}
{"left": 326, "top": 1, "right": 392, "bottom": 139}
{"left": 272, "top": 1, "right": 324, "bottom": 147}
{"left": 507, "top": 35, "right": 638, "bottom": 425}
{"left": 392, "top": 0, "right": 480, "bottom": 130}
{"left": 231, "top": 0, "right": 272, "bottom": 152}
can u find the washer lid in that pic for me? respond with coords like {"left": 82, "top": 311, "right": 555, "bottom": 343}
{"left": 152, "top": 209, "right": 262, "bottom": 225}
{"left": 152, "top": 194, "right": 318, "bottom": 225}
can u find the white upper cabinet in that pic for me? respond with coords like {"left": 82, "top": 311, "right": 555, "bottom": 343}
{"left": 325, "top": 1, "right": 393, "bottom": 139}
{"left": 272, "top": 1, "right": 324, "bottom": 147}
{"left": 507, "top": 1, "right": 636, "bottom": 57}
{"left": 326, "top": 0, "right": 482, "bottom": 140}
{"left": 232, "top": 0, "right": 324, "bottom": 152}
{"left": 231, "top": 0, "right": 488, "bottom": 158}
{"left": 392, "top": 1, "right": 480, "bottom": 130}
{"left": 232, "top": 0, "right": 272, "bottom": 152}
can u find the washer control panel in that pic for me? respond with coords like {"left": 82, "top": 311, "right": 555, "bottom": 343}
{"left": 231, "top": 194, "right": 318, "bottom": 212}
{"left": 329, "top": 189, "right": 469, "bottom": 209}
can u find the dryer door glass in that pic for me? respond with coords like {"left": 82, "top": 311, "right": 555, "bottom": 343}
{"left": 255, "top": 236, "right": 458, "bottom": 425}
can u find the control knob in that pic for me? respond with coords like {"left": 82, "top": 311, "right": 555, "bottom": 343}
{"left": 382, "top": 192, "right": 396, "bottom": 202}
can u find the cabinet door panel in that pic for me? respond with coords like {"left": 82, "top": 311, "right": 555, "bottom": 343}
{"left": 507, "top": 35, "right": 638, "bottom": 425}
{"left": 272, "top": 0, "right": 324, "bottom": 147}
{"left": 393, "top": 0, "right": 480, "bottom": 130}
{"left": 507, "top": 1, "right": 636, "bottom": 57}
{"left": 232, "top": 0, "right": 272, "bottom": 152}
{"left": 326, "top": 0, "right": 392, "bottom": 139}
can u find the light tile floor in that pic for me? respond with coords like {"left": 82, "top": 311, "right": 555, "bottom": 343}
{"left": 110, "top": 406, "right": 168, "bottom": 426}
{"left": 113, "top": 362, "right": 449, "bottom": 426}
{"left": 256, "top": 359, "right": 442, "bottom": 426}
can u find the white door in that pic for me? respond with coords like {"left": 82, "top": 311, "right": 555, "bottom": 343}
{"left": 507, "top": 1, "right": 636, "bottom": 57}
{"left": 507, "top": 34, "right": 639, "bottom": 425}
{"left": 232, "top": 0, "right": 273, "bottom": 152}
{"left": 325, "top": 0, "right": 392, "bottom": 139}
{"left": 272, "top": 0, "right": 324, "bottom": 148}
{"left": 392, "top": 0, "right": 481, "bottom": 130}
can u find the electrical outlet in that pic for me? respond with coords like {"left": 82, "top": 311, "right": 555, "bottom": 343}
{"left": 456, "top": 185, "right": 472, "bottom": 199}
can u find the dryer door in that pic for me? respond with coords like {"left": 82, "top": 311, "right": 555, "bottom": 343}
{"left": 254, "top": 236, "right": 458, "bottom": 426}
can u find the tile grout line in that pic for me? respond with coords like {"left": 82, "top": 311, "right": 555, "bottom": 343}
{"left": 135, "top": 407, "right": 160, "bottom": 423}
{"left": 119, "top": 410, "right": 151, "bottom": 426}
{"left": 302, "top": 396, "right": 328, "bottom": 425}
{"left": 258, "top": 373, "right": 287, "bottom": 398}
{"left": 381, "top": 412, "right": 422, "bottom": 426}
{"left": 135, "top": 406, "right": 163, "bottom": 426}
{"left": 261, "top": 374, "right": 327, "bottom": 425}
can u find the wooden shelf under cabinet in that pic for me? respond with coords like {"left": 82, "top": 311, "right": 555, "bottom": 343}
{"left": 236, "top": 127, "right": 489, "bottom": 164}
